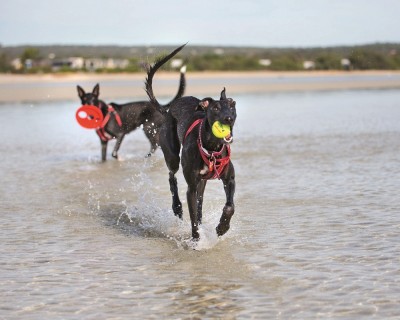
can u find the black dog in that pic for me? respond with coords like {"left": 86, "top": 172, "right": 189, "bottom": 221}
{"left": 77, "top": 47, "right": 186, "bottom": 161}
{"left": 145, "top": 46, "right": 237, "bottom": 240}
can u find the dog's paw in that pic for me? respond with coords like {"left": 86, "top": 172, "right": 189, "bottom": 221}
{"left": 182, "top": 237, "right": 200, "bottom": 250}
{"left": 216, "top": 223, "right": 230, "bottom": 237}
{"left": 172, "top": 204, "right": 183, "bottom": 219}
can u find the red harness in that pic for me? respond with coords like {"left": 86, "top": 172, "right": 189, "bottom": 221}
{"left": 184, "top": 119, "right": 231, "bottom": 180}
{"left": 96, "top": 105, "right": 123, "bottom": 142}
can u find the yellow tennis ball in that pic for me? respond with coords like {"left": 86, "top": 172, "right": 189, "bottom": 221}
{"left": 212, "top": 121, "right": 231, "bottom": 138}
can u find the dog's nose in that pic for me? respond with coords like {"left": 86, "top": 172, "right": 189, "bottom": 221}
{"left": 224, "top": 116, "right": 233, "bottom": 124}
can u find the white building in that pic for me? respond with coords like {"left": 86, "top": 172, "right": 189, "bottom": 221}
{"left": 69, "top": 57, "right": 85, "bottom": 69}
{"left": 259, "top": 59, "right": 271, "bottom": 67}
{"left": 11, "top": 58, "right": 22, "bottom": 70}
{"left": 303, "top": 61, "right": 315, "bottom": 70}
{"left": 170, "top": 58, "right": 183, "bottom": 68}
{"left": 341, "top": 58, "right": 351, "bottom": 70}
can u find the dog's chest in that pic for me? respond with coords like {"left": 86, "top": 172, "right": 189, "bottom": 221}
{"left": 199, "top": 164, "right": 209, "bottom": 175}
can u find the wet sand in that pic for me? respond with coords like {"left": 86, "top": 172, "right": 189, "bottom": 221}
{"left": 1, "top": 70, "right": 400, "bottom": 103}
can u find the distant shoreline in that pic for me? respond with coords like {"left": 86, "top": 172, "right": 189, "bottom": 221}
{"left": 1, "top": 70, "right": 400, "bottom": 103}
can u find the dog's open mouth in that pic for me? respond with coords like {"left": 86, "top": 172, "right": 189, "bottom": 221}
{"left": 224, "top": 132, "right": 233, "bottom": 144}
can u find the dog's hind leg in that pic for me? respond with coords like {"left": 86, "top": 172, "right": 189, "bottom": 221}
{"left": 101, "top": 140, "right": 108, "bottom": 161}
{"left": 160, "top": 118, "right": 183, "bottom": 218}
{"left": 143, "top": 124, "right": 159, "bottom": 157}
{"left": 196, "top": 179, "right": 207, "bottom": 224}
{"left": 169, "top": 171, "right": 183, "bottom": 218}
{"left": 216, "top": 164, "right": 236, "bottom": 237}
{"left": 112, "top": 134, "right": 125, "bottom": 159}
{"left": 145, "top": 143, "right": 157, "bottom": 158}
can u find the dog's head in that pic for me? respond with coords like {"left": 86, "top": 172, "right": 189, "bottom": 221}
{"left": 77, "top": 83, "right": 101, "bottom": 107}
{"left": 198, "top": 88, "right": 236, "bottom": 143}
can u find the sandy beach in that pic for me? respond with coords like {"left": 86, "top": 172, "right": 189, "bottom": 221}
{"left": 1, "top": 70, "right": 400, "bottom": 103}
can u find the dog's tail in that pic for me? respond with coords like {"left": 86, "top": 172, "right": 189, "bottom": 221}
{"left": 145, "top": 43, "right": 186, "bottom": 115}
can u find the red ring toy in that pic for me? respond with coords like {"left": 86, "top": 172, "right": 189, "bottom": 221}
{"left": 76, "top": 105, "right": 104, "bottom": 129}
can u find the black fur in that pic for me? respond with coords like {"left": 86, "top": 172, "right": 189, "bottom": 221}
{"left": 145, "top": 45, "right": 237, "bottom": 240}
{"left": 77, "top": 45, "right": 186, "bottom": 161}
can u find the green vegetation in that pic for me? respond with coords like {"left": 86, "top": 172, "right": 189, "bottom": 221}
{"left": 314, "top": 52, "right": 343, "bottom": 70}
{"left": 0, "top": 43, "right": 400, "bottom": 73}
{"left": 187, "top": 53, "right": 262, "bottom": 71}
{"left": 125, "top": 58, "right": 141, "bottom": 72}
{"left": 348, "top": 49, "right": 397, "bottom": 70}
{"left": 0, "top": 52, "right": 11, "bottom": 72}
{"left": 267, "top": 54, "right": 303, "bottom": 71}
{"left": 20, "top": 47, "right": 40, "bottom": 63}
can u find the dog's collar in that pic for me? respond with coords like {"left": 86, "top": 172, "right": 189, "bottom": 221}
{"left": 184, "top": 118, "right": 231, "bottom": 180}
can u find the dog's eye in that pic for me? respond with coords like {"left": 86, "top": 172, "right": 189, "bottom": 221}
{"left": 213, "top": 106, "right": 220, "bottom": 112}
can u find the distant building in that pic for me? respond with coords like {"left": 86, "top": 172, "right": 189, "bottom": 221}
{"left": 69, "top": 57, "right": 85, "bottom": 69}
{"left": 52, "top": 58, "right": 83, "bottom": 71}
{"left": 341, "top": 58, "right": 351, "bottom": 70}
{"left": 170, "top": 58, "right": 183, "bottom": 68}
{"left": 11, "top": 58, "right": 22, "bottom": 70}
{"left": 84, "top": 58, "right": 104, "bottom": 71}
{"left": 259, "top": 59, "right": 271, "bottom": 67}
{"left": 25, "top": 59, "right": 33, "bottom": 69}
{"left": 303, "top": 61, "right": 315, "bottom": 70}
{"left": 50, "top": 57, "right": 128, "bottom": 71}
{"left": 84, "top": 58, "right": 129, "bottom": 71}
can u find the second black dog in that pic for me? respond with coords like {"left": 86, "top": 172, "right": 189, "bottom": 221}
{"left": 77, "top": 46, "right": 186, "bottom": 161}
{"left": 145, "top": 46, "right": 237, "bottom": 240}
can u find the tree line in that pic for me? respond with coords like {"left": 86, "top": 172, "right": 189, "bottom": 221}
{"left": 1, "top": 43, "right": 399, "bottom": 73}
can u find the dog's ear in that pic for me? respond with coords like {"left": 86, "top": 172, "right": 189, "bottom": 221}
{"left": 196, "top": 98, "right": 212, "bottom": 111}
{"left": 220, "top": 87, "right": 227, "bottom": 100}
{"left": 92, "top": 83, "right": 100, "bottom": 97}
{"left": 77, "top": 85, "right": 85, "bottom": 99}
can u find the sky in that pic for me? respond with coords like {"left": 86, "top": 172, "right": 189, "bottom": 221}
{"left": 1, "top": 0, "right": 400, "bottom": 48}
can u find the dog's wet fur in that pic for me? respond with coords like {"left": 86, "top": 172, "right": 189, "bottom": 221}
{"left": 77, "top": 49, "right": 186, "bottom": 161}
{"left": 145, "top": 44, "right": 237, "bottom": 240}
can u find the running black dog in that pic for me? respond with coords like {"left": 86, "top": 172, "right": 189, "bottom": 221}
{"left": 145, "top": 46, "right": 237, "bottom": 240}
{"left": 77, "top": 46, "right": 186, "bottom": 161}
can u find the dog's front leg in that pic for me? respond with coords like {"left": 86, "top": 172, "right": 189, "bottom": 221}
{"left": 216, "top": 164, "right": 235, "bottom": 237}
{"left": 196, "top": 179, "right": 207, "bottom": 224}
{"left": 187, "top": 183, "right": 200, "bottom": 239}
{"left": 112, "top": 134, "right": 125, "bottom": 159}
{"left": 101, "top": 140, "right": 108, "bottom": 162}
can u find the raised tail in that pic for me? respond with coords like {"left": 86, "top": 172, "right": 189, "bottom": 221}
{"left": 145, "top": 43, "right": 186, "bottom": 115}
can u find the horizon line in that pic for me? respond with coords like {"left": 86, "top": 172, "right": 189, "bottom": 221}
{"left": 2, "top": 41, "right": 400, "bottom": 50}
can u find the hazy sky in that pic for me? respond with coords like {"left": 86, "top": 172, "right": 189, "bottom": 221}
{"left": 1, "top": 0, "right": 400, "bottom": 48}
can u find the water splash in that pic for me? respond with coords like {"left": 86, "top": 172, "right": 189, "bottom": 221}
{"left": 182, "top": 225, "right": 220, "bottom": 250}
{"left": 83, "top": 167, "right": 227, "bottom": 250}
{"left": 116, "top": 198, "right": 223, "bottom": 251}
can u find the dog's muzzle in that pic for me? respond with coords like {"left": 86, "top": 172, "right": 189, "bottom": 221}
{"left": 224, "top": 132, "right": 233, "bottom": 144}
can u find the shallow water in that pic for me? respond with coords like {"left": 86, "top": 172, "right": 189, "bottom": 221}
{"left": 1, "top": 89, "right": 400, "bottom": 319}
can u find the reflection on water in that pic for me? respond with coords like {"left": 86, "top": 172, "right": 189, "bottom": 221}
{"left": 1, "top": 89, "right": 400, "bottom": 318}
{"left": 159, "top": 281, "right": 244, "bottom": 318}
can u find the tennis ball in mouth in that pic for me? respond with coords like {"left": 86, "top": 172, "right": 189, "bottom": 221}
{"left": 212, "top": 121, "right": 231, "bottom": 138}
